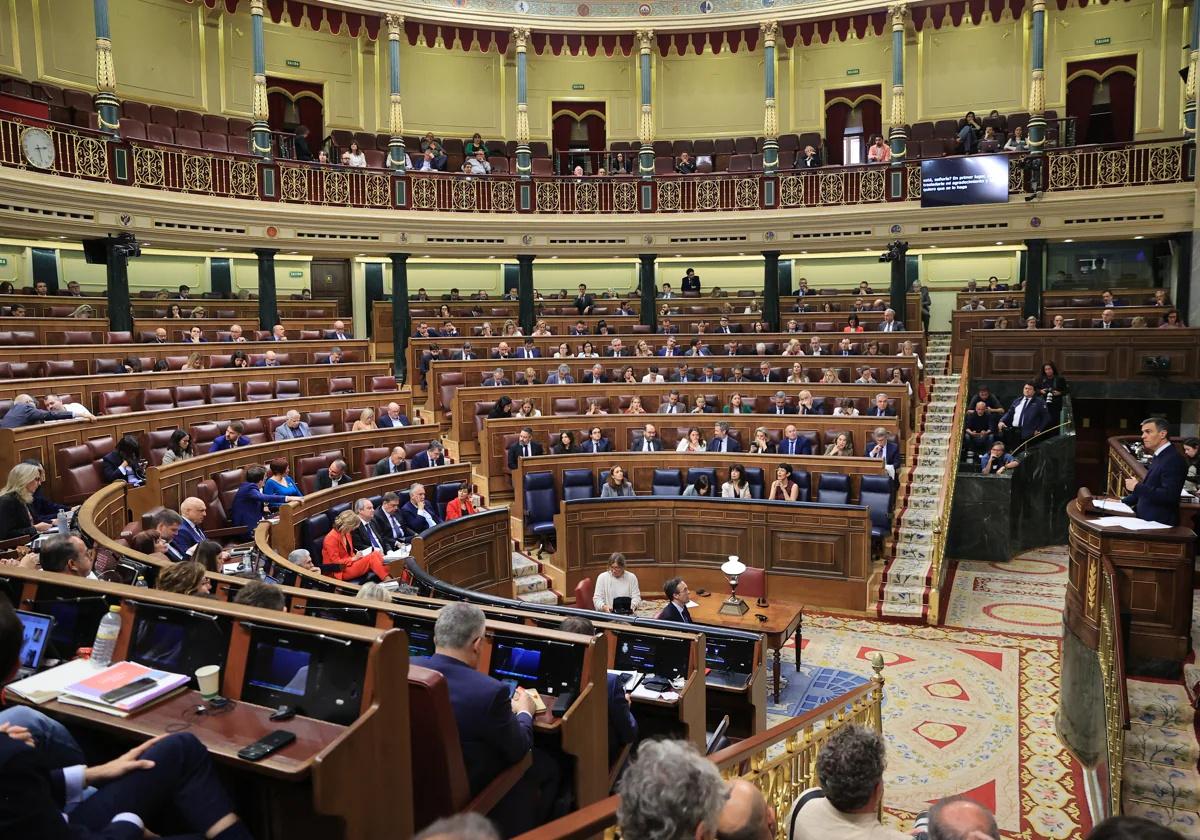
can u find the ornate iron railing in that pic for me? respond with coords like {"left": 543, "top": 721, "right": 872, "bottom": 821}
{"left": 0, "top": 110, "right": 1191, "bottom": 214}
{"left": 514, "top": 656, "right": 886, "bottom": 840}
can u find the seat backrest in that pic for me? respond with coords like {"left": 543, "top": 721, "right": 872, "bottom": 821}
{"left": 574, "top": 577, "right": 595, "bottom": 610}
{"left": 553, "top": 397, "right": 580, "bottom": 415}
{"left": 215, "top": 468, "right": 246, "bottom": 514}
{"left": 686, "top": 467, "right": 717, "bottom": 489}
{"left": 173, "top": 385, "right": 206, "bottom": 408}
{"left": 651, "top": 468, "right": 682, "bottom": 496}
{"left": 861, "top": 489, "right": 893, "bottom": 532}
{"left": 817, "top": 473, "right": 850, "bottom": 505}
{"left": 141, "top": 388, "right": 175, "bottom": 412}
{"left": 407, "top": 665, "right": 472, "bottom": 830}
{"left": 275, "top": 380, "right": 301, "bottom": 400}
{"left": 188, "top": 421, "right": 221, "bottom": 451}
{"left": 98, "top": 390, "right": 134, "bottom": 415}
{"left": 106, "top": 331, "right": 133, "bottom": 344}
{"left": 523, "top": 471, "right": 557, "bottom": 526}
{"left": 306, "top": 410, "right": 337, "bottom": 435}
{"left": 44, "top": 359, "right": 85, "bottom": 377}
{"left": 193, "top": 479, "right": 231, "bottom": 533}
{"left": 790, "top": 469, "right": 811, "bottom": 502}
{"left": 208, "top": 382, "right": 238, "bottom": 403}
{"left": 358, "top": 446, "right": 393, "bottom": 479}
{"left": 370, "top": 375, "right": 398, "bottom": 392}
{"left": 738, "top": 567, "right": 765, "bottom": 599}
{"left": 244, "top": 381, "right": 273, "bottom": 401}
{"left": 744, "top": 467, "right": 765, "bottom": 499}
{"left": 561, "top": 468, "right": 596, "bottom": 501}
{"left": 56, "top": 442, "right": 105, "bottom": 504}
{"left": 297, "top": 452, "right": 339, "bottom": 494}
{"left": 329, "top": 376, "right": 355, "bottom": 395}
{"left": 303, "top": 511, "right": 333, "bottom": 564}
{"left": 434, "top": 482, "right": 462, "bottom": 519}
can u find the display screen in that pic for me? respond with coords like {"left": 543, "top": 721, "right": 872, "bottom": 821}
{"left": 614, "top": 633, "right": 689, "bottom": 679}
{"left": 128, "top": 606, "right": 230, "bottom": 687}
{"left": 247, "top": 643, "right": 311, "bottom": 697}
{"left": 705, "top": 637, "right": 755, "bottom": 674}
{"left": 490, "top": 643, "right": 543, "bottom": 683}
{"left": 920, "top": 155, "right": 1011, "bottom": 208}
{"left": 16, "top": 611, "right": 53, "bottom": 670}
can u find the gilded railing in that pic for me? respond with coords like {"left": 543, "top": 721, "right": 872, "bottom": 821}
{"left": 0, "top": 110, "right": 1191, "bottom": 215}
{"left": 926, "top": 350, "right": 970, "bottom": 625}
{"left": 1097, "top": 557, "right": 1129, "bottom": 817}
{"left": 514, "top": 656, "right": 886, "bottom": 840}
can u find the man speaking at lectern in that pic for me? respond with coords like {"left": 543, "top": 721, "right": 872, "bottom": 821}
{"left": 1122, "top": 417, "right": 1187, "bottom": 526}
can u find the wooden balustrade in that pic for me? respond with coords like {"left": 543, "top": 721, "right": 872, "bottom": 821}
{"left": 951, "top": 306, "right": 1173, "bottom": 358}
{"left": 0, "top": 338, "right": 371, "bottom": 372}
{"left": 0, "top": 294, "right": 337, "bottom": 319}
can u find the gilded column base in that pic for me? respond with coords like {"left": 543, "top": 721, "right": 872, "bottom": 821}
{"left": 888, "top": 127, "right": 907, "bottom": 166}
{"left": 388, "top": 139, "right": 408, "bottom": 170}
{"left": 1027, "top": 114, "right": 1047, "bottom": 155}
{"left": 1184, "top": 101, "right": 1197, "bottom": 138}
{"left": 762, "top": 139, "right": 779, "bottom": 174}
{"left": 94, "top": 92, "right": 121, "bottom": 136}
{"left": 250, "top": 121, "right": 272, "bottom": 159}
{"left": 639, "top": 144, "right": 654, "bottom": 179}
{"left": 516, "top": 144, "right": 532, "bottom": 179}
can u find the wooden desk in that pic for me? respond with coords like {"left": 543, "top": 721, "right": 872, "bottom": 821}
{"left": 951, "top": 306, "right": 1171, "bottom": 358}
{"left": 690, "top": 597, "right": 803, "bottom": 704}
{"left": 1065, "top": 497, "right": 1195, "bottom": 663}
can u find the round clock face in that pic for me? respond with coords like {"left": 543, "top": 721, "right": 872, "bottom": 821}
{"left": 21, "top": 128, "right": 55, "bottom": 170}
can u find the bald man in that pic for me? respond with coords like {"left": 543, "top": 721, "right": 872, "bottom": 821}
{"left": 718, "top": 779, "right": 776, "bottom": 840}
{"left": 171, "top": 497, "right": 209, "bottom": 558}
{"left": 927, "top": 796, "right": 999, "bottom": 840}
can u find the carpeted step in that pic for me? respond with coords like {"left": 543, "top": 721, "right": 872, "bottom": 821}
{"left": 1122, "top": 798, "right": 1200, "bottom": 838}
{"left": 512, "top": 553, "right": 541, "bottom": 579}
{"left": 1128, "top": 680, "right": 1196, "bottom": 729}
{"left": 516, "top": 589, "right": 561, "bottom": 606}
{"left": 1127, "top": 722, "right": 1200, "bottom": 767}
{"left": 514, "top": 574, "right": 549, "bottom": 596}
{"left": 1124, "top": 759, "right": 1200, "bottom": 812}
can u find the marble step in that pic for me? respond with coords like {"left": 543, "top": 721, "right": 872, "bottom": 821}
{"left": 879, "top": 598, "right": 926, "bottom": 617}
{"left": 512, "top": 553, "right": 541, "bottom": 578}
{"left": 1123, "top": 798, "right": 1200, "bottom": 838}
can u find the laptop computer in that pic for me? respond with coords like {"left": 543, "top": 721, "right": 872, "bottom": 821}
{"left": 14, "top": 610, "right": 55, "bottom": 681}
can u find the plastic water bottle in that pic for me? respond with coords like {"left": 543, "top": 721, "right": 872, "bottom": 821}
{"left": 91, "top": 605, "right": 122, "bottom": 667}
{"left": 55, "top": 510, "right": 69, "bottom": 535}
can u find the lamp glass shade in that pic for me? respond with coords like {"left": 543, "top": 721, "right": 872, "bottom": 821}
{"left": 721, "top": 556, "right": 746, "bottom": 576}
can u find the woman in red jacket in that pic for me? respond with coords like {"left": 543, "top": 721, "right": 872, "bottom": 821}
{"left": 321, "top": 510, "right": 393, "bottom": 582}
{"left": 444, "top": 484, "right": 483, "bottom": 521}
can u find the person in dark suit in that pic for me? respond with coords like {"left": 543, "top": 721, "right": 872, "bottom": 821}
{"left": 715, "top": 317, "right": 739, "bottom": 335}
{"left": 778, "top": 425, "right": 813, "bottom": 457}
{"left": 1122, "top": 417, "right": 1188, "bottom": 526}
{"left": 400, "top": 482, "right": 443, "bottom": 537}
{"left": 707, "top": 422, "right": 742, "bottom": 453}
{"left": 315, "top": 460, "right": 354, "bottom": 491}
{"left": 658, "top": 320, "right": 679, "bottom": 335}
{"left": 349, "top": 498, "right": 387, "bottom": 554}
{"left": 231, "top": 465, "right": 297, "bottom": 536}
{"left": 487, "top": 369, "right": 511, "bottom": 387}
{"left": 656, "top": 577, "right": 694, "bottom": 623}
{"left": 378, "top": 402, "right": 410, "bottom": 428}
{"left": 997, "top": 383, "right": 1050, "bottom": 445}
{"left": 0, "top": 395, "right": 76, "bottom": 429}
{"left": 769, "top": 392, "right": 797, "bottom": 415}
{"left": 373, "top": 446, "right": 407, "bottom": 476}
{"left": 867, "top": 393, "right": 896, "bottom": 417}
{"left": 580, "top": 427, "right": 611, "bottom": 455}
{"left": 516, "top": 340, "right": 541, "bottom": 359}
{"left": 877, "top": 309, "right": 905, "bottom": 332}
{"left": 506, "top": 428, "right": 545, "bottom": 470}
{"left": 208, "top": 422, "right": 250, "bottom": 453}
{"left": 574, "top": 284, "right": 595, "bottom": 315}
{"left": 632, "top": 423, "right": 664, "bottom": 452}
{"left": 867, "top": 428, "right": 901, "bottom": 470}
{"left": 681, "top": 269, "right": 701, "bottom": 293}
{"left": 657, "top": 337, "right": 681, "bottom": 357}
{"left": 372, "top": 492, "right": 406, "bottom": 551}
{"left": 799, "top": 145, "right": 822, "bottom": 167}
{"left": 559, "top": 616, "right": 637, "bottom": 762}
{"left": 100, "top": 435, "right": 146, "bottom": 486}
{"left": 410, "top": 442, "right": 448, "bottom": 470}
{"left": 413, "top": 602, "right": 550, "bottom": 835}
{"left": 582, "top": 364, "right": 607, "bottom": 384}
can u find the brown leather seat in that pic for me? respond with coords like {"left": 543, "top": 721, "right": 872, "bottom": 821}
{"left": 188, "top": 421, "right": 221, "bottom": 452}
{"left": 574, "top": 577, "right": 594, "bottom": 609}
{"left": 408, "top": 665, "right": 532, "bottom": 833}
{"left": 553, "top": 398, "right": 580, "bottom": 415}
{"left": 240, "top": 418, "right": 268, "bottom": 445}
{"left": 147, "top": 428, "right": 178, "bottom": 466}
{"left": 358, "top": 446, "right": 392, "bottom": 479}
{"left": 106, "top": 331, "right": 133, "bottom": 344}
{"left": 214, "top": 468, "right": 246, "bottom": 514}
{"left": 209, "top": 383, "right": 238, "bottom": 403}
{"left": 56, "top": 436, "right": 114, "bottom": 504}
{"left": 274, "top": 380, "right": 300, "bottom": 400}
{"left": 306, "top": 411, "right": 337, "bottom": 435}
{"left": 297, "top": 453, "right": 339, "bottom": 494}
{"left": 174, "top": 385, "right": 206, "bottom": 408}
{"left": 299, "top": 330, "right": 322, "bottom": 340}
{"left": 370, "top": 376, "right": 397, "bottom": 392}
{"left": 244, "top": 381, "right": 273, "bottom": 401}
{"left": 141, "top": 388, "right": 175, "bottom": 412}
{"left": 193, "top": 479, "right": 245, "bottom": 542}
{"left": 329, "top": 377, "right": 355, "bottom": 395}
{"left": 438, "top": 372, "right": 465, "bottom": 416}
{"left": 44, "top": 360, "right": 85, "bottom": 377}
{"left": 473, "top": 402, "right": 496, "bottom": 438}
{"left": 47, "top": 330, "right": 99, "bottom": 345}
{"left": 98, "top": 391, "right": 134, "bottom": 415}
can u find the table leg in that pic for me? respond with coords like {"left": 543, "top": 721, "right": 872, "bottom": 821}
{"left": 773, "top": 646, "right": 781, "bottom": 704}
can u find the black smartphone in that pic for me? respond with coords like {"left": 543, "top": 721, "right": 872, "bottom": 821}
{"left": 100, "top": 676, "right": 158, "bottom": 704}
{"left": 237, "top": 730, "right": 297, "bottom": 762}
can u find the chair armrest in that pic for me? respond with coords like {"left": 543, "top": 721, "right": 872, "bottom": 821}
{"left": 466, "top": 751, "right": 532, "bottom": 816}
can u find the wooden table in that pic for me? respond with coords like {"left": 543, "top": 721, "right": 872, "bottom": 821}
{"left": 690, "top": 596, "right": 804, "bottom": 704}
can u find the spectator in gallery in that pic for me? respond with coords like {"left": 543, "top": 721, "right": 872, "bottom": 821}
{"left": 344, "top": 142, "right": 367, "bottom": 168}
{"left": 867, "top": 135, "right": 891, "bottom": 163}
{"left": 1005, "top": 125, "right": 1028, "bottom": 151}
{"left": 675, "top": 152, "right": 696, "bottom": 174}
{"left": 1183, "top": 437, "right": 1199, "bottom": 494}
{"left": 958, "top": 111, "right": 983, "bottom": 153}
{"left": 681, "top": 268, "right": 701, "bottom": 293}
{"left": 1159, "top": 309, "right": 1185, "bottom": 328}
{"left": 294, "top": 124, "right": 314, "bottom": 161}
{"left": 800, "top": 145, "right": 822, "bottom": 167}
{"left": 467, "top": 149, "right": 492, "bottom": 175}
{"left": 981, "top": 441, "right": 1019, "bottom": 474}
{"left": 978, "top": 126, "right": 1000, "bottom": 153}
{"left": 963, "top": 401, "right": 998, "bottom": 458}
{"left": 465, "top": 133, "right": 489, "bottom": 156}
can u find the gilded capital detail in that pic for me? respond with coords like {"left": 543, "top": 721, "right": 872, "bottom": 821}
{"left": 890, "top": 85, "right": 905, "bottom": 129}
{"left": 636, "top": 30, "right": 654, "bottom": 54}
{"left": 760, "top": 20, "right": 778, "bottom": 47}
{"left": 512, "top": 27, "right": 530, "bottom": 52}
{"left": 889, "top": 3, "right": 908, "bottom": 31}
{"left": 250, "top": 0, "right": 263, "bottom": 15}
{"left": 1029, "top": 68, "right": 1045, "bottom": 116}
{"left": 386, "top": 13, "right": 404, "bottom": 39}
{"left": 95, "top": 38, "right": 116, "bottom": 94}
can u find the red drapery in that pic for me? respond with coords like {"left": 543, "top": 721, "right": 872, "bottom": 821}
{"left": 824, "top": 86, "right": 882, "bottom": 165}
{"left": 1065, "top": 55, "right": 1137, "bottom": 144}
{"left": 824, "top": 103, "right": 851, "bottom": 166}
{"left": 266, "top": 76, "right": 323, "bottom": 141}
{"left": 1106, "top": 71, "right": 1136, "bottom": 142}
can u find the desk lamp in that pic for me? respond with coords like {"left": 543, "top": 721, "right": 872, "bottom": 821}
{"left": 719, "top": 555, "right": 750, "bottom": 616}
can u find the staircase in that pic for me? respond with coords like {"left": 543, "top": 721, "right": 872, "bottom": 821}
{"left": 511, "top": 551, "right": 561, "bottom": 606}
{"left": 1120, "top": 677, "right": 1200, "bottom": 836}
{"left": 876, "top": 333, "right": 957, "bottom": 621}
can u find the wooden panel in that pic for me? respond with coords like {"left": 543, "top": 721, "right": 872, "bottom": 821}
{"left": 952, "top": 306, "right": 1170, "bottom": 357}
{"left": 0, "top": 339, "right": 370, "bottom": 371}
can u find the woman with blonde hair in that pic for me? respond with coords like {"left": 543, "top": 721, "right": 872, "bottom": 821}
{"left": 181, "top": 352, "right": 204, "bottom": 371}
{"left": 356, "top": 582, "right": 394, "bottom": 603}
{"left": 70, "top": 304, "right": 95, "bottom": 319}
{"left": 156, "top": 561, "right": 211, "bottom": 597}
{"left": 190, "top": 306, "right": 206, "bottom": 319}
{"left": 624, "top": 396, "right": 646, "bottom": 415}
{"left": 0, "top": 462, "right": 52, "bottom": 540}
{"left": 322, "top": 509, "right": 393, "bottom": 583}
{"left": 351, "top": 408, "right": 377, "bottom": 432}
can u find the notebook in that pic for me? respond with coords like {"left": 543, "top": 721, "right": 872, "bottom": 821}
{"left": 59, "top": 661, "right": 189, "bottom": 717}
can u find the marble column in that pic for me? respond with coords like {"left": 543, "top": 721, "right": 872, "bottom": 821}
{"left": 637, "top": 30, "right": 655, "bottom": 179}
{"left": 1185, "top": 1, "right": 1200, "bottom": 137}
{"left": 249, "top": 0, "right": 272, "bottom": 157}
{"left": 761, "top": 22, "right": 779, "bottom": 174}
{"left": 92, "top": 0, "right": 120, "bottom": 135}
{"left": 389, "top": 253, "right": 410, "bottom": 381}
{"left": 1026, "top": 0, "right": 1047, "bottom": 153}
{"left": 762, "top": 250, "right": 781, "bottom": 331}
{"left": 888, "top": 4, "right": 909, "bottom": 164}
{"left": 386, "top": 15, "right": 407, "bottom": 170}
{"left": 254, "top": 248, "right": 279, "bottom": 331}
{"left": 638, "top": 254, "right": 657, "bottom": 332}
{"left": 514, "top": 28, "right": 532, "bottom": 178}
{"left": 517, "top": 255, "right": 535, "bottom": 333}
{"left": 1023, "top": 239, "right": 1045, "bottom": 320}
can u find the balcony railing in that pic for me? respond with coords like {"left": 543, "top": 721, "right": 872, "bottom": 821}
{"left": 0, "top": 110, "right": 1191, "bottom": 215}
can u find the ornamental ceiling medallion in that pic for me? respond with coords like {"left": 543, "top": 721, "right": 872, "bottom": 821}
{"left": 412, "top": 0, "right": 818, "bottom": 19}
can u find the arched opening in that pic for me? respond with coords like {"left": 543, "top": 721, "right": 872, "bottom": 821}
{"left": 1065, "top": 56, "right": 1136, "bottom": 145}
{"left": 823, "top": 86, "right": 882, "bottom": 166}
{"left": 266, "top": 77, "right": 325, "bottom": 157}
{"left": 551, "top": 101, "right": 606, "bottom": 174}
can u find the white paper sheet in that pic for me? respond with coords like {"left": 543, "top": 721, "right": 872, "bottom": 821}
{"left": 1092, "top": 498, "right": 1135, "bottom": 514}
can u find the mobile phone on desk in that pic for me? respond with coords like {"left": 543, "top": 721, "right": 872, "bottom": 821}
{"left": 100, "top": 677, "right": 158, "bottom": 704}
{"left": 237, "top": 730, "right": 296, "bottom": 762}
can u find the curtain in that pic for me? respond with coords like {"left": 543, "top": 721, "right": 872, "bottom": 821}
{"left": 824, "top": 102, "right": 851, "bottom": 166}
{"left": 583, "top": 114, "right": 606, "bottom": 152}
{"left": 1106, "top": 71, "right": 1136, "bottom": 142}
{"left": 861, "top": 99, "right": 883, "bottom": 145}
{"left": 1064, "top": 75, "right": 1097, "bottom": 147}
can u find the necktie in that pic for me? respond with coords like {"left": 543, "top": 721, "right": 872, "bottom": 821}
{"left": 389, "top": 514, "right": 400, "bottom": 538}
{"left": 366, "top": 525, "right": 381, "bottom": 550}
{"left": 1015, "top": 398, "right": 1027, "bottom": 428}
{"left": 524, "top": 445, "right": 531, "bottom": 458}
{"left": 681, "top": 605, "right": 692, "bottom": 622}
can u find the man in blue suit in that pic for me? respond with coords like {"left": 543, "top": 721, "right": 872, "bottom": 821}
{"left": 559, "top": 617, "right": 637, "bottom": 763}
{"left": 171, "top": 497, "right": 209, "bottom": 558}
{"left": 778, "top": 424, "right": 813, "bottom": 457}
{"left": 1122, "top": 417, "right": 1188, "bottom": 526}
{"left": 400, "top": 482, "right": 443, "bottom": 537}
{"left": 867, "top": 428, "right": 901, "bottom": 470}
{"left": 546, "top": 365, "right": 574, "bottom": 385}
{"left": 707, "top": 421, "right": 742, "bottom": 453}
{"left": 997, "top": 383, "right": 1049, "bottom": 447}
{"left": 0, "top": 596, "right": 253, "bottom": 838}
{"left": 413, "top": 602, "right": 549, "bottom": 835}
{"left": 209, "top": 421, "right": 251, "bottom": 453}
{"left": 410, "top": 441, "right": 448, "bottom": 470}
{"left": 230, "top": 465, "right": 297, "bottom": 536}
{"left": 580, "top": 427, "right": 611, "bottom": 455}
{"left": 516, "top": 339, "right": 540, "bottom": 359}
{"left": 378, "top": 402, "right": 410, "bottom": 428}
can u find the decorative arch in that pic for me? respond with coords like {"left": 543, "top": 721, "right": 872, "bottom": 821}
{"left": 1065, "top": 55, "right": 1136, "bottom": 144}
{"left": 266, "top": 77, "right": 325, "bottom": 144}
{"left": 824, "top": 85, "right": 883, "bottom": 166}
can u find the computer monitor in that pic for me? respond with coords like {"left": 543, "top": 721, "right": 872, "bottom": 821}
{"left": 391, "top": 614, "right": 436, "bottom": 659}
{"left": 15, "top": 610, "right": 53, "bottom": 672}
{"left": 240, "top": 625, "right": 369, "bottom": 725}
{"left": 487, "top": 632, "right": 585, "bottom": 697}
{"left": 30, "top": 589, "right": 110, "bottom": 657}
{"left": 303, "top": 605, "right": 374, "bottom": 627}
{"left": 127, "top": 604, "right": 231, "bottom": 688}
{"left": 705, "top": 636, "right": 755, "bottom": 674}
{"left": 613, "top": 632, "right": 690, "bottom": 680}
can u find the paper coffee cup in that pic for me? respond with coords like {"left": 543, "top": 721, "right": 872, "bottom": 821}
{"left": 195, "top": 665, "right": 221, "bottom": 699}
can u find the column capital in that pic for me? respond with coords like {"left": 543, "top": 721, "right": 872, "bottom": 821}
{"left": 636, "top": 30, "right": 655, "bottom": 53}
{"left": 1031, "top": 0, "right": 1045, "bottom": 12}
{"left": 889, "top": 3, "right": 908, "bottom": 30}
{"left": 252, "top": 247, "right": 279, "bottom": 259}
{"left": 386, "top": 13, "right": 404, "bottom": 38}
{"left": 512, "top": 27, "right": 531, "bottom": 51}
{"left": 517, "top": 253, "right": 536, "bottom": 264}
{"left": 760, "top": 20, "right": 778, "bottom": 45}
{"left": 249, "top": 0, "right": 264, "bottom": 14}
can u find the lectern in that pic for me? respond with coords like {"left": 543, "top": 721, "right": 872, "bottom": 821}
{"left": 1065, "top": 490, "right": 1196, "bottom": 666}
